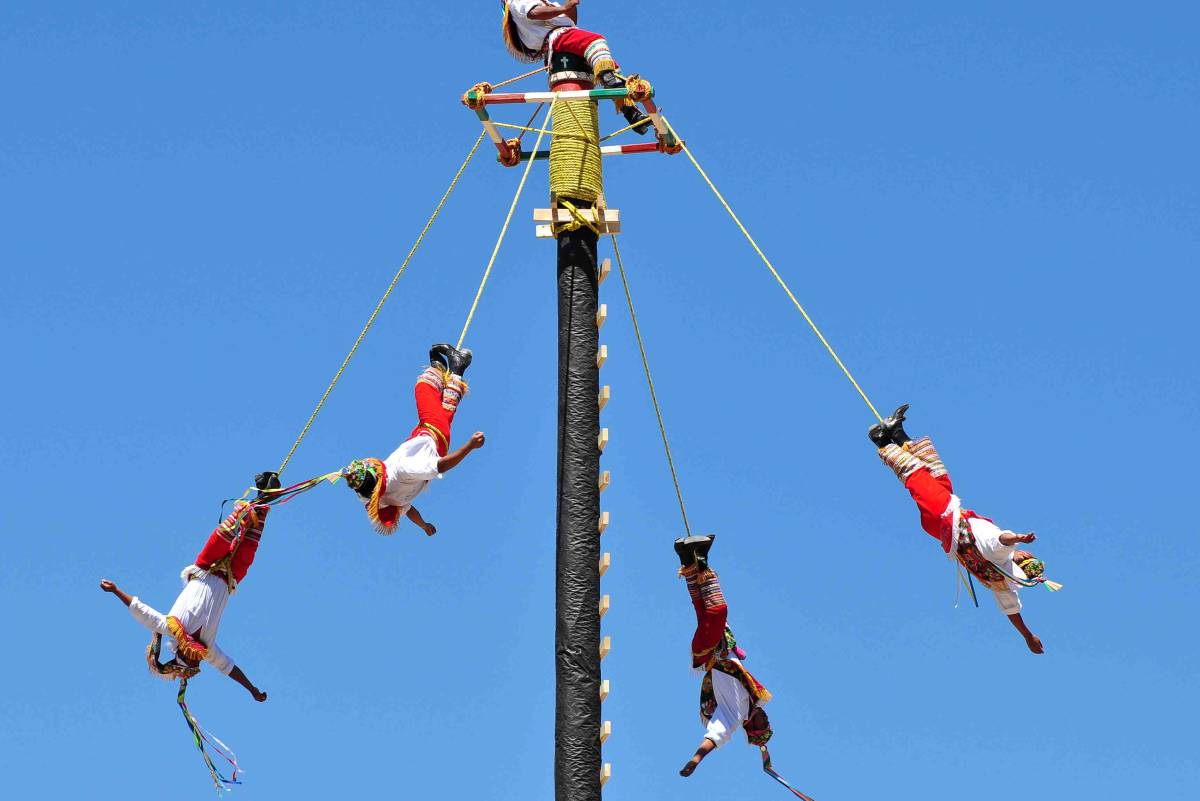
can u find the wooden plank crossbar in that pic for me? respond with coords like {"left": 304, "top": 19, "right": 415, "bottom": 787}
{"left": 598, "top": 470, "right": 611, "bottom": 492}
{"left": 467, "top": 87, "right": 652, "bottom": 105}
{"left": 599, "top": 552, "right": 611, "bottom": 576}
{"left": 598, "top": 385, "right": 611, "bottom": 410}
{"left": 517, "top": 143, "right": 661, "bottom": 164}
{"left": 599, "top": 679, "right": 610, "bottom": 700}
{"left": 600, "top": 720, "right": 612, "bottom": 743}
{"left": 601, "top": 763, "right": 612, "bottom": 787}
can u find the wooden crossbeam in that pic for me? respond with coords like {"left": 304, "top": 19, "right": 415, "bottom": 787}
{"left": 600, "top": 636, "right": 612, "bottom": 659}
{"left": 596, "top": 304, "right": 607, "bottom": 328}
{"left": 534, "top": 208, "right": 621, "bottom": 224}
{"left": 600, "top": 679, "right": 610, "bottom": 701}
{"left": 596, "top": 345, "right": 607, "bottom": 368}
{"left": 600, "top": 720, "right": 612, "bottom": 743}
{"left": 601, "top": 763, "right": 612, "bottom": 787}
{"left": 599, "top": 258, "right": 611, "bottom": 285}
{"left": 598, "top": 511, "right": 610, "bottom": 534}
{"left": 597, "top": 428, "right": 609, "bottom": 452}
{"left": 599, "top": 552, "right": 611, "bottom": 576}
{"left": 599, "top": 594, "right": 610, "bottom": 617}
{"left": 599, "top": 470, "right": 611, "bottom": 493}
{"left": 598, "top": 385, "right": 610, "bottom": 410}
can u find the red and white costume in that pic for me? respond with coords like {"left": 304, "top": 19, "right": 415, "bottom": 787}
{"left": 681, "top": 564, "right": 773, "bottom": 748}
{"left": 504, "top": 1, "right": 620, "bottom": 75}
{"left": 351, "top": 365, "right": 467, "bottom": 532}
{"left": 128, "top": 503, "right": 270, "bottom": 672}
{"left": 880, "top": 437, "right": 1029, "bottom": 615}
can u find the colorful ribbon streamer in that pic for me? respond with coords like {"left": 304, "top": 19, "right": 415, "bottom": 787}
{"left": 177, "top": 678, "right": 241, "bottom": 794}
{"left": 760, "top": 747, "right": 817, "bottom": 801}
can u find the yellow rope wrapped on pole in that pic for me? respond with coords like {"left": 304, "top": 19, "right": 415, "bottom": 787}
{"left": 550, "top": 96, "right": 602, "bottom": 204}
{"left": 610, "top": 234, "right": 692, "bottom": 536}
{"left": 663, "top": 116, "right": 885, "bottom": 423}
{"left": 456, "top": 100, "right": 558, "bottom": 350}
{"left": 276, "top": 131, "right": 487, "bottom": 475}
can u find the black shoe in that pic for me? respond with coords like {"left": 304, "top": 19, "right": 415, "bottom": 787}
{"left": 881, "top": 403, "right": 913, "bottom": 446}
{"left": 677, "top": 534, "right": 716, "bottom": 570}
{"left": 868, "top": 423, "right": 891, "bottom": 448}
{"left": 430, "top": 344, "right": 452, "bottom": 370}
{"left": 445, "top": 346, "right": 472, "bottom": 377}
{"left": 621, "top": 104, "right": 652, "bottom": 136}
{"left": 673, "top": 537, "right": 691, "bottom": 567}
{"left": 597, "top": 70, "right": 625, "bottom": 90}
{"left": 254, "top": 471, "right": 281, "bottom": 500}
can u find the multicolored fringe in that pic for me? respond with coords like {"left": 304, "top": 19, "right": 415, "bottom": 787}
{"left": 177, "top": 678, "right": 242, "bottom": 794}
{"left": 167, "top": 615, "right": 209, "bottom": 662}
{"left": 342, "top": 457, "right": 398, "bottom": 535}
{"left": 906, "top": 436, "right": 947, "bottom": 478}
{"left": 501, "top": 2, "right": 542, "bottom": 61}
{"left": 417, "top": 364, "right": 448, "bottom": 393}
{"left": 760, "top": 747, "right": 818, "bottom": 801}
{"left": 878, "top": 443, "right": 925, "bottom": 483}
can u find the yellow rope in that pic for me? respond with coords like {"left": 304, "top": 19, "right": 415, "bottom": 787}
{"left": 276, "top": 131, "right": 487, "bottom": 475}
{"left": 491, "top": 120, "right": 590, "bottom": 141}
{"left": 598, "top": 118, "right": 649, "bottom": 143}
{"left": 663, "top": 117, "right": 884, "bottom": 423}
{"left": 456, "top": 101, "right": 557, "bottom": 350}
{"left": 610, "top": 235, "right": 692, "bottom": 536}
{"left": 491, "top": 65, "right": 549, "bottom": 91}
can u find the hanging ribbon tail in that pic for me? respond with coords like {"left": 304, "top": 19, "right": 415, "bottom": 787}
{"left": 176, "top": 679, "right": 242, "bottom": 794}
{"left": 1043, "top": 579, "right": 1064, "bottom": 592}
{"left": 760, "top": 747, "right": 817, "bottom": 801}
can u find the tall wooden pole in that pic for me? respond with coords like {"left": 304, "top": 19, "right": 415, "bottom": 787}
{"left": 552, "top": 68, "right": 603, "bottom": 801}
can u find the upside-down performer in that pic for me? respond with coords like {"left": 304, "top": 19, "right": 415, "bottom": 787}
{"left": 675, "top": 535, "right": 775, "bottom": 777}
{"left": 869, "top": 404, "right": 1060, "bottom": 654}
{"left": 100, "top": 471, "right": 281, "bottom": 791}
{"left": 500, "top": 0, "right": 652, "bottom": 134}
{"left": 341, "top": 344, "right": 485, "bottom": 534}
{"left": 100, "top": 470, "right": 280, "bottom": 694}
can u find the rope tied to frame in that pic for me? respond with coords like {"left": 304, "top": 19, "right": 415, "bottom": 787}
{"left": 609, "top": 235, "right": 692, "bottom": 536}
{"left": 662, "top": 116, "right": 884, "bottom": 424}
{"left": 456, "top": 99, "right": 558, "bottom": 349}
{"left": 275, "top": 131, "right": 486, "bottom": 475}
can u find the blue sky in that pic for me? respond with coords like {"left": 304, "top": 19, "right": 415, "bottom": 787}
{"left": 2, "top": 1, "right": 1198, "bottom": 798}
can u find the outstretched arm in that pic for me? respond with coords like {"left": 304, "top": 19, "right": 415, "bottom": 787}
{"left": 100, "top": 578, "right": 133, "bottom": 607}
{"left": 228, "top": 665, "right": 268, "bottom": 702}
{"left": 437, "top": 431, "right": 486, "bottom": 474}
{"left": 406, "top": 505, "right": 436, "bottom": 537}
{"left": 1007, "top": 612, "right": 1044, "bottom": 654}
{"left": 1000, "top": 531, "right": 1036, "bottom": 547}
{"left": 527, "top": 0, "right": 579, "bottom": 22}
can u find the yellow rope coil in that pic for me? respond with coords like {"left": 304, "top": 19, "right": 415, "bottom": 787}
{"left": 549, "top": 99, "right": 602, "bottom": 204}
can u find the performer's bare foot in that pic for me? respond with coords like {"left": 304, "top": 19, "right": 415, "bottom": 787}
{"left": 679, "top": 759, "right": 699, "bottom": 777}
{"left": 1025, "top": 634, "right": 1045, "bottom": 654}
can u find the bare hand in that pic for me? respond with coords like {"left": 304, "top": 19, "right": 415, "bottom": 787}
{"left": 469, "top": 431, "right": 486, "bottom": 450}
{"left": 1018, "top": 531, "right": 1037, "bottom": 544}
{"left": 251, "top": 688, "right": 268, "bottom": 702}
{"left": 99, "top": 579, "right": 117, "bottom": 593}
{"left": 423, "top": 522, "right": 437, "bottom": 537}
{"left": 1026, "top": 634, "right": 1045, "bottom": 655}
{"left": 564, "top": 0, "right": 580, "bottom": 8}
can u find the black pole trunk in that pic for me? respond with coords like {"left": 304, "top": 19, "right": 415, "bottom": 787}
{"left": 555, "top": 220, "right": 602, "bottom": 801}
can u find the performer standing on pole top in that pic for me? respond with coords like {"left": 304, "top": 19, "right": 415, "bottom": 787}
{"left": 500, "top": 0, "right": 652, "bottom": 133}
{"left": 675, "top": 535, "right": 775, "bottom": 778}
{"left": 869, "top": 404, "right": 1059, "bottom": 654}
{"left": 342, "top": 344, "right": 485, "bottom": 535}
{"left": 99, "top": 471, "right": 280, "bottom": 697}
